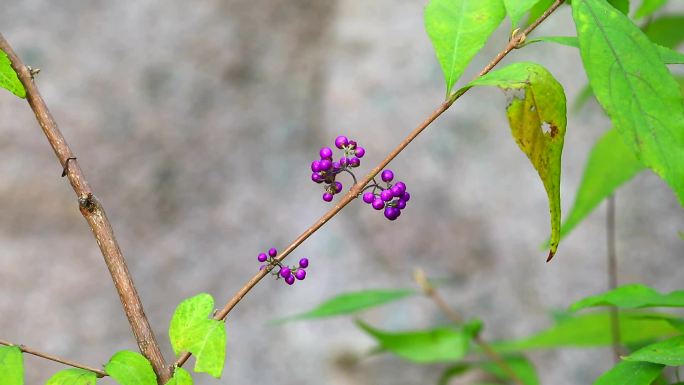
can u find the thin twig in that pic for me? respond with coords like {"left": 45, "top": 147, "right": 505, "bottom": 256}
{"left": 0, "top": 35, "right": 170, "bottom": 383}
{"left": 174, "top": 0, "right": 565, "bottom": 370}
{"left": 0, "top": 339, "right": 107, "bottom": 378}
{"left": 607, "top": 194, "right": 621, "bottom": 362}
{"left": 414, "top": 270, "right": 527, "bottom": 385}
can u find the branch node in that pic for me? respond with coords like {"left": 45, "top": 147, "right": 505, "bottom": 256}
{"left": 78, "top": 193, "right": 97, "bottom": 213}
{"left": 61, "top": 157, "right": 77, "bottom": 177}
{"left": 26, "top": 66, "right": 41, "bottom": 78}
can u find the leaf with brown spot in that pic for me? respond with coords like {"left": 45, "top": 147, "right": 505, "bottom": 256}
{"left": 465, "top": 62, "right": 566, "bottom": 260}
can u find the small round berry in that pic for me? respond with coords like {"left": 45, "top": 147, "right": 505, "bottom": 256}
{"left": 257, "top": 253, "right": 268, "bottom": 262}
{"left": 393, "top": 182, "right": 406, "bottom": 195}
{"left": 295, "top": 269, "right": 306, "bottom": 280}
{"left": 312, "top": 173, "right": 323, "bottom": 183}
{"left": 285, "top": 275, "right": 295, "bottom": 285}
{"left": 319, "top": 147, "right": 333, "bottom": 159}
{"left": 372, "top": 198, "right": 385, "bottom": 210}
{"left": 400, "top": 191, "right": 411, "bottom": 202}
{"left": 268, "top": 248, "right": 278, "bottom": 257}
{"left": 349, "top": 157, "right": 360, "bottom": 167}
{"left": 348, "top": 140, "right": 357, "bottom": 149}
{"left": 335, "top": 136, "right": 349, "bottom": 149}
{"left": 339, "top": 157, "right": 348, "bottom": 166}
{"left": 381, "top": 169, "right": 394, "bottom": 182}
{"left": 390, "top": 185, "right": 403, "bottom": 197}
{"left": 334, "top": 181, "right": 343, "bottom": 193}
{"left": 380, "top": 189, "right": 393, "bottom": 202}
{"left": 355, "top": 147, "right": 365, "bottom": 158}
{"left": 332, "top": 161, "right": 341, "bottom": 171}
{"left": 362, "top": 192, "right": 375, "bottom": 204}
{"left": 384, "top": 206, "right": 400, "bottom": 220}
{"left": 319, "top": 159, "right": 332, "bottom": 171}
{"left": 280, "top": 267, "right": 291, "bottom": 279}
{"left": 311, "top": 161, "right": 321, "bottom": 172}
{"left": 299, "top": 258, "right": 309, "bottom": 268}
{"left": 396, "top": 199, "right": 407, "bottom": 209}
{"left": 323, "top": 192, "right": 334, "bottom": 202}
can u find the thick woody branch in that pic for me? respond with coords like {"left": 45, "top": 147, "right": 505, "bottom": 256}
{"left": 174, "top": 0, "right": 564, "bottom": 370}
{"left": 0, "top": 35, "right": 170, "bottom": 383}
{"left": 0, "top": 339, "right": 107, "bottom": 377}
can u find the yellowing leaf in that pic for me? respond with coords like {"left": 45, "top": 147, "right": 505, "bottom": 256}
{"left": 467, "top": 62, "right": 567, "bottom": 260}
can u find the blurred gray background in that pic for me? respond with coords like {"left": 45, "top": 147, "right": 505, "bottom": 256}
{"left": 1, "top": 1, "right": 682, "bottom": 384}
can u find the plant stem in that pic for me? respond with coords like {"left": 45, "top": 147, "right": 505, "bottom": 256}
{"left": 0, "top": 339, "right": 107, "bottom": 377}
{"left": 173, "top": 0, "right": 565, "bottom": 370}
{"left": 607, "top": 194, "right": 621, "bottom": 362}
{"left": 414, "top": 270, "right": 527, "bottom": 385}
{"left": 0, "top": 35, "right": 170, "bottom": 383}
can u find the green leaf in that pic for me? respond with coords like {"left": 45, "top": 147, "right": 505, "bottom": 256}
{"left": 504, "top": 0, "right": 540, "bottom": 27}
{"left": 468, "top": 62, "right": 566, "bottom": 259}
{"left": 0, "top": 346, "right": 23, "bottom": 385}
{"left": 165, "top": 368, "right": 193, "bottom": 385}
{"left": 425, "top": 0, "right": 506, "bottom": 96}
{"left": 104, "top": 351, "right": 156, "bottom": 385}
{"left": 593, "top": 361, "right": 663, "bottom": 385}
{"left": 608, "top": 0, "right": 630, "bottom": 14}
{"left": 643, "top": 15, "right": 684, "bottom": 49}
{"left": 634, "top": 0, "right": 667, "bottom": 19}
{"left": 495, "top": 312, "right": 679, "bottom": 351}
{"left": 527, "top": 35, "right": 684, "bottom": 64}
{"left": 169, "top": 293, "right": 226, "bottom": 378}
{"left": 625, "top": 335, "right": 684, "bottom": 366}
{"left": 356, "top": 320, "right": 479, "bottom": 363}
{"left": 276, "top": 289, "right": 415, "bottom": 322}
{"left": 572, "top": 0, "right": 684, "bottom": 206}
{"left": 437, "top": 364, "right": 470, "bottom": 385}
{"left": 559, "top": 129, "right": 645, "bottom": 241}
{"left": 480, "top": 355, "right": 539, "bottom": 385}
{"left": 528, "top": 0, "right": 556, "bottom": 24}
{"left": 570, "top": 284, "right": 684, "bottom": 312}
{"left": 45, "top": 369, "right": 97, "bottom": 385}
{"left": 0, "top": 50, "right": 26, "bottom": 98}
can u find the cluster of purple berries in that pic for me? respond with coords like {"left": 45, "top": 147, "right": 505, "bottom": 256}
{"left": 361, "top": 169, "right": 410, "bottom": 221}
{"left": 311, "top": 135, "right": 366, "bottom": 202}
{"left": 257, "top": 247, "right": 309, "bottom": 286}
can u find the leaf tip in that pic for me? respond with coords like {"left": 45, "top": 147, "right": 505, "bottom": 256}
{"left": 546, "top": 249, "right": 555, "bottom": 262}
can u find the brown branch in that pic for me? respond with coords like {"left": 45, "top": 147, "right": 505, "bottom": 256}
{"left": 0, "top": 35, "right": 170, "bottom": 383}
{"left": 0, "top": 339, "right": 107, "bottom": 378}
{"left": 173, "top": 0, "right": 564, "bottom": 370}
{"left": 607, "top": 194, "right": 621, "bottom": 362}
{"left": 414, "top": 270, "right": 527, "bottom": 385}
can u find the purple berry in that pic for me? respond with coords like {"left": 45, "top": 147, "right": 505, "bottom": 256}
{"left": 299, "top": 258, "right": 309, "bottom": 268}
{"left": 349, "top": 157, "right": 360, "bottom": 167}
{"left": 401, "top": 191, "right": 411, "bottom": 202}
{"left": 380, "top": 189, "right": 393, "bottom": 202}
{"left": 312, "top": 173, "right": 323, "bottom": 183}
{"left": 323, "top": 192, "right": 334, "bottom": 202}
{"left": 339, "top": 157, "right": 348, "bottom": 166}
{"left": 285, "top": 275, "right": 295, "bottom": 285}
{"left": 348, "top": 140, "right": 357, "bottom": 149}
{"left": 319, "top": 159, "right": 332, "bottom": 171}
{"left": 355, "top": 147, "right": 365, "bottom": 158}
{"left": 362, "top": 192, "right": 375, "bottom": 204}
{"left": 311, "top": 160, "right": 321, "bottom": 172}
{"left": 334, "top": 181, "right": 343, "bottom": 193}
{"left": 332, "top": 161, "right": 341, "bottom": 171}
{"left": 381, "top": 169, "right": 394, "bottom": 182}
{"left": 280, "top": 267, "right": 291, "bottom": 279}
{"left": 390, "top": 185, "right": 403, "bottom": 197}
{"left": 268, "top": 248, "right": 278, "bottom": 257}
{"left": 295, "top": 269, "right": 306, "bottom": 280}
{"left": 258, "top": 253, "right": 268, "bottom": 262}
{"left": 393, "top": 182, "right": 406, "bottom": 195}
{"left": 396, "top": 199, "right": 407, "bottom": 209}
{"left": 372, "top": 198, "right": 385, "bottom": 210}
{"left": 319, "top": 147, "right": 333, "bottom": 159}
{"left": 335, "top": 136, "right": 349, "bottom": 149}
{"left": 384, "top": 206, "right": 400, "bottom": 220}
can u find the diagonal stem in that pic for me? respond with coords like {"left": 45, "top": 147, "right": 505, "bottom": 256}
{"left": 607, "top": 194, "right": 621, "bottom": 362}
{"left": 414, "top": 270, "right": 527, "bottom": 385}
{"left": 0, "top": 339, "right": 107, "bottom": 377}
{"left": 0, "top": 35, "right": 170, "bottom": 383}
{"left": 173, "top": 0, "right": 565, "bottom": 370}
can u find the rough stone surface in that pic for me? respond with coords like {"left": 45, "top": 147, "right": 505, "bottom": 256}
{"left": 1, "top": 1, "right": 682, "bottom": 384}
